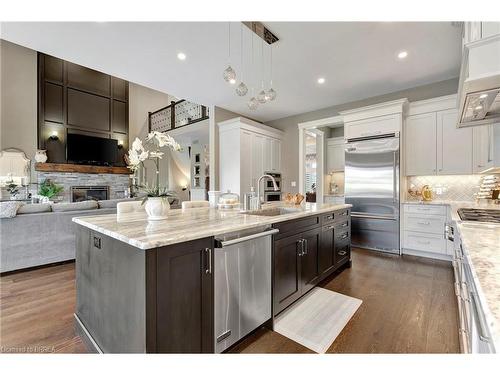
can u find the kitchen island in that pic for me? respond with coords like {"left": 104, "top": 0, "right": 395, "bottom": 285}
{"left": 72, "top": 202, "right": 352, "bottom": 353}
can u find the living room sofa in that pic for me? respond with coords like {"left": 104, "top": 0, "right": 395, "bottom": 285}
{"left": 0, "top": 198, "right": 132, "bottom": 273}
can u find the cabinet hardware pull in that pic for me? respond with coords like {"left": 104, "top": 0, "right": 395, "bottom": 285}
{"left": 326, "top": 225, "right": 335, "bottom": 230}
{"left": 417, "top": 221, "right": 431, "bottom": 225}
{"left": 340, "top": 233, "right": 349, "bottom": 239}
{"left": 470, "top": 290, "right": 491, "bottom": 343}
{"left": 205, "top": 248, "right": 212, "bottom": 274}
{"left": 341, "top": 223, "right": 348, "bottom": 227}
{"left": 297, "top": 239, "right": 303, "bottom": 257}
{"left": 338, "top": 250, "right": 347, "bottom": 256}
{"left": 325, "top": 215, "right": 334, "bottom": 220}
{"left": 303, "top": 238, "right": 308, "bottom": 255}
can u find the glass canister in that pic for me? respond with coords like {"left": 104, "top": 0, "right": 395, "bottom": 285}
{"left": 218, "top": 190, "right": 240, "bottom": 210}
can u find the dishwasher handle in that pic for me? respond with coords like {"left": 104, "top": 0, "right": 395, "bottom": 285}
{"left": 215, "top": 228, "right": 279, "bottom": 248}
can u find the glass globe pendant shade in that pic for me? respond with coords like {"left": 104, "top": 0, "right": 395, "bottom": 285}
{"left": 266, "top": 88, "right": 277, "bottom": 101}
{"left": 257, "top": 90, "right": 267, "bottom": 104}
{"left": 223, "top": 65, "right": 236, "bottom": 83}
{"left": 235, "top": 82, "right": 248, "bottom": 96}
{"left": 247, "top": 97, "right": 259, "bottom": 110}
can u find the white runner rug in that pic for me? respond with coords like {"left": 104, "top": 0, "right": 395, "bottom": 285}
{"left": 273, "top": 287, "right": 362, "bottom": 353}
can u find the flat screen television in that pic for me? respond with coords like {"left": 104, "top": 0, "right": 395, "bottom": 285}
{"left": 67, "top": 134, "right": 118, "bottom": 166}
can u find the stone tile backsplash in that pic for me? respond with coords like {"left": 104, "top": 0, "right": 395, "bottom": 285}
{"left": 405, "top": 175, "right": 489, "bottom": 202}
{"left": 37, "top": 172, "right": 130, "bottom": 202}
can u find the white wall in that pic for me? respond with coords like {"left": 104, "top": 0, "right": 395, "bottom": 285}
{"left": 0, "top": 39, "right": 37, "bottom": 158}
{"left": 127, "top": 82, "right": 174, "bottom": 190}
{"left": 265, "top": 78, "right": 460, "bottom": 194}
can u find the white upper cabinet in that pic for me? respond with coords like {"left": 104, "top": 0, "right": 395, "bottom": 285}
{"left": 218, "top": 117, "right": 283, "bottom": 201}
{"left": 405, "top": 95, "right": 475, "bottom": 176}
{"left": 340, "top": 99, "right": 407, "bottom": 141}
{"left": 405, "top": 112, "right": 437, "bottom": 176}
{"left": 464, "top": 22, "right": 500, "bottom": 44}
{"left": 437, "top": 109, "right": 473, "bottom": 175}
{"left": 271, "top": 139, "right": 281, "bottom": 172}
{"left": 263, "top": 137, "right": 272, "bottom": 173}
{"left": 326, "top": 137, "right": 345, "bottom": 173}
{"left": 251, "top": 133, "right": 264, "bottom": 187}
{"left": 473, "top": 125, "right": 495, "bottom": 173}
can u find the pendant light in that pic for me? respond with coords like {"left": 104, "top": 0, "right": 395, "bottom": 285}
{"left": 235, "top": 23, "right": 248, "bottom": 96}
{"left": 266, "top": 43, "right": 277, "bottom": 101}
{"left": 223, "top": 22, "right": 236, "bottom": 84}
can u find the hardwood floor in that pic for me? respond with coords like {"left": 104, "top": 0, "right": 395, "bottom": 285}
{"left": 0, "top": 248, "right": 459, "bottom": 354}
{"left": 0, "top": 262, "right": 86, "bottom": 353}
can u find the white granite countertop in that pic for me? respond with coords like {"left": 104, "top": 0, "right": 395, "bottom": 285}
{"left": 73, "top": 202, "right": 351, "bottom": 250}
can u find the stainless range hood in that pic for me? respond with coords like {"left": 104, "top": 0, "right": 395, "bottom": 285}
{"left": 458, "top": 34, "right": 500, "bottom": 127}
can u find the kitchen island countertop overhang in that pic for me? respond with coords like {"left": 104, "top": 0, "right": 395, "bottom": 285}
{"left": 72, "top": 202, "right": 352, "bottom": 250}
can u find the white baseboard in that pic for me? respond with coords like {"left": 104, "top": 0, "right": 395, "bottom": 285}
{"left": 401, "top": 248, "right": 452, "bottom": 262}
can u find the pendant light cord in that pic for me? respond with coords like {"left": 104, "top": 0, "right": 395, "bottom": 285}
{"left": 228, "top": 22, "right": 231, "bottom": 63}
{"left": 240, "top": 23, "right": 244, "bottom": 81}
{"left": 261, "top": 38, "right": 264, "bottom": 89}
{"left": 270, "top": 44, "right": 273, "bottom": 87}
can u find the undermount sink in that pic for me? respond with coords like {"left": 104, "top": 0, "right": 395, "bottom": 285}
{"left": 243, "top": 207, "right": 303, "bottom": 217}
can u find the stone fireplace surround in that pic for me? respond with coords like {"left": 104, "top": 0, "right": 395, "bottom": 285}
{"left": 37, "top": 171, "right": 130, "bottom": 202}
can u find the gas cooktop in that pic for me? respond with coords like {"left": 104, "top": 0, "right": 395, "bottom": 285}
{"left": 457, "top": 208, "right": 500, "bottom": 223}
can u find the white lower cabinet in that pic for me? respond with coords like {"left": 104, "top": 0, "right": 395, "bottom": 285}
{"left": 402, "top": 204, "right": 448, "bottom": 258}
{"left": 453, "top": 234, "right": 495, "bottom": 353}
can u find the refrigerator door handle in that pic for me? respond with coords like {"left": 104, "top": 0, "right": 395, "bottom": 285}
{"left": 351, "top": 213, "right": 398, "bottom": 221}
{"left": 393, "top": 150, "right": 398, "bottom": 204}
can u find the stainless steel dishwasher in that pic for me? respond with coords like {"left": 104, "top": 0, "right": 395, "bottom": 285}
{"left": 214, "top": 226, "right": 278, "bottom": 353}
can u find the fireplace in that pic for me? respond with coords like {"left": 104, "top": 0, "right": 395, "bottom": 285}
{"left": 71, "top": 186, "right": 109, "bottom": 202}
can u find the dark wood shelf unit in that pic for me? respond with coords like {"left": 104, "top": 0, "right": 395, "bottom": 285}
{"left": 35, "top": 162, "right": 130, "bottom": 175}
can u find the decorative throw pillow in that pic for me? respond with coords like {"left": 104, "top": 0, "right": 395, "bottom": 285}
{"left": 0, "top": 201, "right": 22, "bottom": 219}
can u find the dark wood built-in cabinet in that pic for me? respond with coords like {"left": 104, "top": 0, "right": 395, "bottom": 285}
{"left": 75, "top": 228, "right": 214, "bottom": 353}
{"left": 74, "top": 208, "right": 351, "bottom": 353}
{"left": 149, "top": 238, "right": 214, "bottom": 353}
{"left": 38, "top": 53, "right": 129, "bottom": 165}
{"left": 272, "top": 208, "right": 351, "bottom": 316}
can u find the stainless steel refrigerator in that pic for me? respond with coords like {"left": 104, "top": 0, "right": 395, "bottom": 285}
{"left": 344, "top": 134, "right": 400, "bottom": 254}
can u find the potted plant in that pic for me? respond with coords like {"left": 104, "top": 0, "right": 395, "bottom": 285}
{"left": 6, "top": 180, "right": 20, "bottom": 200}
{"left": 126, "top": 131, "right": 181, "bottom": 220}
{"left": 38, "top": 179, "right": 64, "bottom": 203}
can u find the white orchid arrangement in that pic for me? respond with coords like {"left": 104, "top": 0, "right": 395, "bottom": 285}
{"left": 126, "top": 131, "right": 182, "bottom": 200}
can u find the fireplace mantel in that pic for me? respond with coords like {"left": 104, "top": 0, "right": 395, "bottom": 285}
{"left": 35, "top": 163, "right": 131, "bottom": 175}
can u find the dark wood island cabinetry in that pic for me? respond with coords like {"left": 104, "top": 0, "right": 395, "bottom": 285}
{"left": 73, "top": 204, "right": 351, "bottom": 353}
{"left": 272, "top": 207, "right": 351, "bottom": 316}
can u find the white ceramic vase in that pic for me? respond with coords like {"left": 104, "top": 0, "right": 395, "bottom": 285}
{"left": 144, "top": 197, "right": 170, "bottom": 220}
{"left": 35, "top": 150, "right": 48, "bottom": 163}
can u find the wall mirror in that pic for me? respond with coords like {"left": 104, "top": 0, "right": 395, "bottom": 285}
{"left": 0, "top": 148, "right": 31, "bottom": 186}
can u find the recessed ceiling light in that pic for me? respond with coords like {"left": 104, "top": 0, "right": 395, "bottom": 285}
{"left": 229, "top": 78, "right": 236, "bottom": 85}
{"left": 177, "top": 52, "right": 186, "bottom": 61}
{"left": 397, "top": 51, "right": 408, "bottom": 59}
{"left": 317, "top": 77, "right": 325, "bottom": 84}
{"left": 479, "top": 94, "right": 488, "bottom": 99}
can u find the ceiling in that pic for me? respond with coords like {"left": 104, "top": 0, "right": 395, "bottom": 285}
{"left": 1, "top": 22, "right": 462, "bottom": 122}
